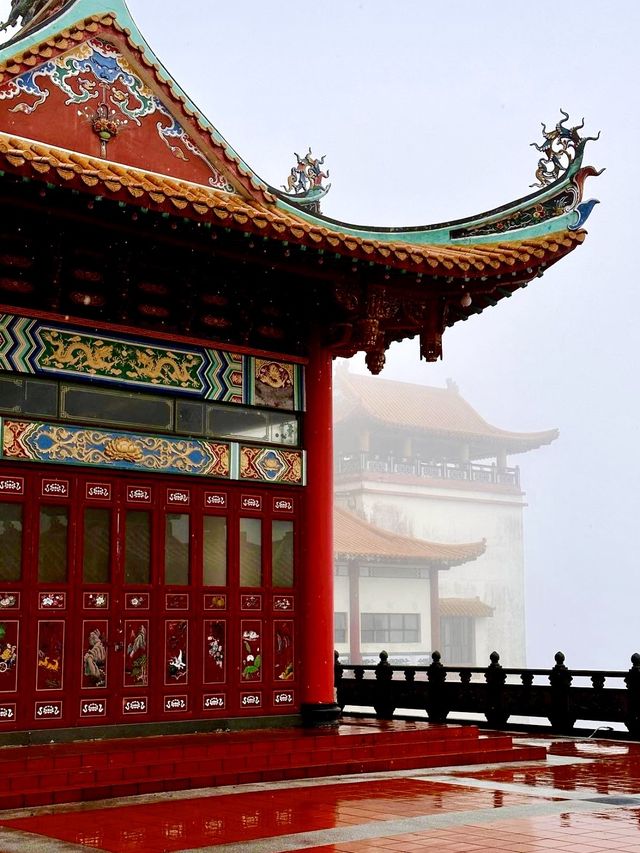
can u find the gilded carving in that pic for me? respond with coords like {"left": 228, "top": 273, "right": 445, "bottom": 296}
{"left": 239, "top": 445, "right": 303, "bottom": 485}
{"left": 2, "top": 420, "right": 230, "bottom": 478}
{"left": 254, "top": 359, "right": 295, "bottom": 409}
{"left": 41, "top": 330, "right": 119, "bottom": 374}
{"left": 104, "top": 437, "right": 144, "bottom": 463}
{"left": 38, "top": 328, "right": 204, "bottom": 391}
{"left": 126, "top": 349, "right": 201, "bottom": 388}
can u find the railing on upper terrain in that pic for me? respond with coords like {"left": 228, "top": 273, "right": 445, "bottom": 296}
{"left": 335, "top": 453, "right": 520, "bottom": 487}
{"left": 334, "top": 650, "right": 640, "bottom": 736}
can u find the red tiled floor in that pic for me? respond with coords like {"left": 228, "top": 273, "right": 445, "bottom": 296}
{"left": 0, "top": 777, "right": 546, "bottom": 852}
{"left": 2, "top": 734, "right": 640, "bottom": 851}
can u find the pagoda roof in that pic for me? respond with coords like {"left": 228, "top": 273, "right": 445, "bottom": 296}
{"left": 0, "top": 0, "right": 601, "bottom": 371}
{"left": 334, "top": 506, "right": 485, "bottom": 567}
{"left": 335, "top": 371, "right": 558, "bottom": 457}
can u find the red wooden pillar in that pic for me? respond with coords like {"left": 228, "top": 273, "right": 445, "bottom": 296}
{"left": 300, "top": 337, "right": 341, "bottom": 725}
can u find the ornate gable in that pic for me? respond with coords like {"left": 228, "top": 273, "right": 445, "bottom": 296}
{"left": 0, "top": 34, "right": 236, "bottom": 190}
{"left": 0, "top": 1, "right": 275, "bottom": 200}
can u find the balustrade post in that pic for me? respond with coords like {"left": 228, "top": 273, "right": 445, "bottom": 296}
{"left": 624, "top": 653, "right": 640, "bottom": 736}
{"left": 426, "top": 650, "right": 448, "bottom": 723}
{"left": 374, "top": 650, "right": 395, "bottom": 719}
{"left": 548, "top": 651, "right": 575, "bottom": 734}
{"left": 484, "top": 651, "right": 509, "bottom": 728}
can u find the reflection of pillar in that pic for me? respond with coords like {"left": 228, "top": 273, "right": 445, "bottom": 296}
{"left": 402, "top": 435, "right": 412, "bottom": 457}
{"left": 348, "top": 559, "right": 361, "bottom": 664}
{"left": 429, "top": 568, "right": 441, "bottom": 652}
{"left": 300, "top": 337, "right": 341, "bottom": 725}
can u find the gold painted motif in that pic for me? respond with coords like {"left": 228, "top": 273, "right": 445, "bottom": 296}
{"left": 38, "top": 329, "right": 203, "bottom": 391}
{"left": 104, "top": 437, "right": 144, "bottom": 463}
{"left": 254, "top": 359, "right": 295, "bottom": 409}
{"left": 41, "top": 331, "right": 119, "bottom": 374}
{"left": 126, "top": 349, "right": 200, "bottom": 388}
{"left": 3, "top": 421, "right": 230, "bottom": 478}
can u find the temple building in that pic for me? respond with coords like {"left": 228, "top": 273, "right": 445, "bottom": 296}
{"left": 334, "top": 370, "right": 558, "bottom": 666}
{"left": 333, "top": 504, "right": 486, "bottom": 665}
{"left": 0, "top": 0, "right": 598, "bottom": 736}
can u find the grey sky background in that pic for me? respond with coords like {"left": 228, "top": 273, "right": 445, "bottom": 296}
{"left": 5, "top": 0, "right": 638, "bottom": 667}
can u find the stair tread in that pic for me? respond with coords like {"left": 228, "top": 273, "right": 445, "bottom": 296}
{"left": 0, "top": 723, "right": 548, "bottom": 807}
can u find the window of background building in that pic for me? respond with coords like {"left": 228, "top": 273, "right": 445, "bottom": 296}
{"left": 361, "top": 613, "right": 420, "bottom": 644}
{"left": 334, "top": 612, "right": 347, "bottom": 644}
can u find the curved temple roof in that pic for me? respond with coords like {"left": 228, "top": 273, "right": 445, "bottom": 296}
{"left": 0, "top": 0, "right": 601, "bottom": 372}
{"left": 334, "top": 507, "right": 486, "bottom": 567}
{"left": 335, "top": 371, "right": 558, "bottom": 457}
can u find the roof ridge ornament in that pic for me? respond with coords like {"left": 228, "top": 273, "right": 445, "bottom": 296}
{"left": 0, "top": 0, "right": 56, "bottom": 33}
{"left": 530, "top": 109, "right": 600, "bottom": 188}
{"left": 282, "top": 147, "right": 331, "bottom": 214}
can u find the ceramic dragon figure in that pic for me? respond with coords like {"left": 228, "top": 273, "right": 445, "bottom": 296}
{"left": 1, "top": 0, "right": 50, "bottom": 32}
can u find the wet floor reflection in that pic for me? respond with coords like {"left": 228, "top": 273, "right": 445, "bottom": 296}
{"left": 450, "top": 737, "right": 640, "bottom": 796}
{"left": 0, "top": 778, "right": 542, "bottom": 853}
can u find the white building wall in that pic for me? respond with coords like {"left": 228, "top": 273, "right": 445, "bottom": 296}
{"left": 332, "top": 571, "right": 432, "bottom": 664}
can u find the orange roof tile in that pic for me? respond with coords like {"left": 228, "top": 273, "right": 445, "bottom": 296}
{"left": 439, "top": 597, "right": 494, "bottom": 617}
{"left": 0, "top": 132, "right": 586, "bottom": 279}
{"left": 336, "top": 371, "right": 558, "bottom": 456}
{"left": 334, "top": 506, "right": 485, "bottom": 565}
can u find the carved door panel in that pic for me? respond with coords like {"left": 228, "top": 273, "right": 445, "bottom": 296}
{"left": 117, "top": 480, "right": 156, "bottom": 722}
{"left": 0, "top": 473, "right": 28, "bottom": 727}
{"left": 31, "top": 474, "right": 74, "bottom": 728}
{"left": 158, "top": 484, "right": 194, "bottom": 718}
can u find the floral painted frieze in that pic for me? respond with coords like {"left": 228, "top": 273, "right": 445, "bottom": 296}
{"left": 1, "top": 420, "right": 305, "bottom": 485}
{"left": 240, "top": 446, "right": 304, "bottom": 486}
{"left": 2, "top": 420, "right": 230, "bottom": 479}
{"left": 0, "top": 314, "right": 244, "bottom": 402}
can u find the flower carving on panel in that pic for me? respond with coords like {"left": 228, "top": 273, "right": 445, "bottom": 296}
{"left": 104, "top": 437, "right": 143, "bottom": 463}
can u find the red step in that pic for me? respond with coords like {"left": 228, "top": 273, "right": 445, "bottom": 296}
{"left": 0, "top": 721, "right": 546, "bottom": 809}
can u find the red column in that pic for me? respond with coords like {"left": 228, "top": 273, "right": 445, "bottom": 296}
{"left": 300, "top": 338, "right": 340, "bottom": 724}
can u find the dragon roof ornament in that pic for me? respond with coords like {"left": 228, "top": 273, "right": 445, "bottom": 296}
{"left": 530, "top": 109, "right": 600, "bottom": 188}
{"left": 281, "top": 147, "right": 330, "bottom": 214}
{"left": 0, "top": 0, "right": 52, "bottom": 32}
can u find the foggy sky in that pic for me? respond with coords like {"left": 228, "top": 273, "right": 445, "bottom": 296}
{"left": 3, "top": 0, "right": 638, "bottom": 668}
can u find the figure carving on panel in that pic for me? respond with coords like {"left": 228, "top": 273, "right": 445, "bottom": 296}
{"left": 83, "top": 628, "right": 106, "bottom": 687}
{"left": 125, "top": 621, "right": 147, "bottom": 686}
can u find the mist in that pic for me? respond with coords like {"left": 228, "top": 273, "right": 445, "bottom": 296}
{"left": 122, "top": 0, "right": 640, "bottom": 670}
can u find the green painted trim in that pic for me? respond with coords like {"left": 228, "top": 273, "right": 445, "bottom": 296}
{"left": 274, "top": 181, "right": 578, "bottom": 247}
